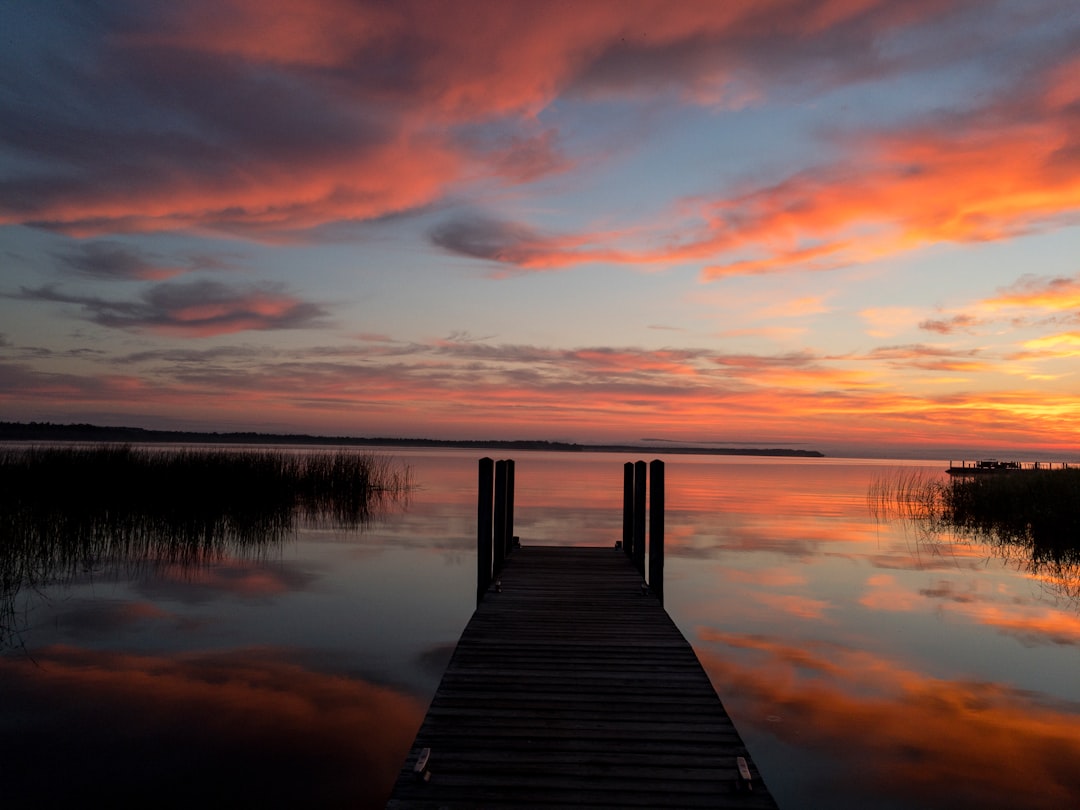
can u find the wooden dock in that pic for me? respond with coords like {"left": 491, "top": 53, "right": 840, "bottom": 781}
{"left": 387, "top": 545, "right": 777, "bottom": 808}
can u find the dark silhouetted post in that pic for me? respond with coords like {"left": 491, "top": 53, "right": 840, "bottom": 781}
{"left": 622, "top": 462, "right": 634, "bottom": 557}
{"left": 633, "top": 460, "right": 647, "bottom": 577}
{"left": 477, "top": 457, "right": 494, "bottom": 604}
{"left": 493, "top": 460, "right": 508, "bottom": 575}
{"left": 505, "top": 459, "right": 516, "bottom": 556}
{"left": 649, "top": 459, "right": 665, "bottom": 604}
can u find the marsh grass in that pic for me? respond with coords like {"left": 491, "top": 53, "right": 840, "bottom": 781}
{"left": 0, "top": 445, "right": 411, "bottom": 645}
{"left": 870, "top": 467, "right": 1080, "bottom": 599}
{"left": 939, "top": 469, "right": 1080, "bottom": 562}
{"left": 867, "top": 468, "right": 947, "bottom": 523}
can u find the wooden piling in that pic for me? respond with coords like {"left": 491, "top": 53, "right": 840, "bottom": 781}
{"left": 493, "top": 459, "right": 508, "bottom": 575}
{"left": 622, "top": 461, "right": 634, "bottom": 557}
{"left": 649, "top": 458, "right": 665, "bottom": 604}
{"left": 505, "top": 459, "right": 515, "bottom": 558}
{"left": 477, "top": 457, "right": 494, "bottom": 605}
{"left": 633, "top": 459, "right": 647, "bottom": 577}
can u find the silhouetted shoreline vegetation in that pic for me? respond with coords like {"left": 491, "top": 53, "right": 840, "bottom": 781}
{"left": 0, "top": 421, "right": 824, "bottom": 457}
{"left": 870, "top": 467, "right": 1080, "bottom": 598}
{"left": 0, "top": 445, "right": 411, "bottom": 647}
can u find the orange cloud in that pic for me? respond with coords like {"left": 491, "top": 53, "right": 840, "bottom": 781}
{"left": 136, "top": 0, "right": 961, "bottom": 117}
{"left": 982, "top": 274, "right": 1080, "bottom": 312}
{"left": 691, "top": 99, "right": 1080, "bottom": 275}
{"left": 860, "top": 344, "right": 988, "bottom": 373}
{"left": 2, "top": 0, "right": 980, "bottom": 239}
{"left": 1044, "top": 55, "right": 1080, "bottom": 109}
{"left": 427, "top": 47, "right": 1080, "bottom": 277}
{"left": 17, "top": 136, "right": 467, "bottom": 239}
{"left": 4, "top": 332, "right": 1080, "bottom": 453}
{"left": 919, "top": 313, "right": 983, "bottom": 335}
{"left": 1018, "top": 332, "right": 1080, "bottom": 361}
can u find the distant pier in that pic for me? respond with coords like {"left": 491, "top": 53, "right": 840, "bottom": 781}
{"left": 947, "top": 459, "right": 1077, "bottom": 475}
{"left": 387, "top": 459, "right": 777, "bottom": 808}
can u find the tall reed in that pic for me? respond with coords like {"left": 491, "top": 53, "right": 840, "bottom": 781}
{"left": 0, "top": 445, "right": 411, "bottom": 645}
{"left": 870, "top": 467, "right": 1080, "bottom": 599}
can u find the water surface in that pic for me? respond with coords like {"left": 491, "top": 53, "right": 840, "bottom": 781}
{"left": 2, "top": 449, "right": 1078, "bottom": 808}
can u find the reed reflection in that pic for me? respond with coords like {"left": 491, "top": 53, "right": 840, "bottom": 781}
{"left": 870, "top": 468, "right": 1080, "bottom": 604}
{"left": 0, "top": 445, "right": 411, "bottom": 647}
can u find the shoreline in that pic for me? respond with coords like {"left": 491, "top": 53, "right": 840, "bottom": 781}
{"left": 0, "top": 421, "right": 825, "bottom": 458}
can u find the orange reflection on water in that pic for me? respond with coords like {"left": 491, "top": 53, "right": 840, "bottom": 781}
{"left": 954, "top": 603, "right": 1080, "bottom": 647}
{"left": 752, "top": 591, "right": 831, "bottom": 620}
{"left": 0, "top": 645, "right": 424, "bottom": 808}
{"left": 698, "top": 631, "right": 1080, "bottom": 810}
{"left": 152, "top": 559, "right": 309, "bottom": 597}
{"left": 858, "top": 571, "right": 1080, "bottom": 646}
{"left": 859, "top": 573, "right": 922, "bottom": 611}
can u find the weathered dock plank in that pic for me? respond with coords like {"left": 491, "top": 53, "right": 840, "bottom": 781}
{"left": 387, "top": 546, "right": 777, "bottom": 808}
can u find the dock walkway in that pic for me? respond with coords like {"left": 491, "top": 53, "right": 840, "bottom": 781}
{"left": 387, "top": 545, "right": 777, "bottom": 808}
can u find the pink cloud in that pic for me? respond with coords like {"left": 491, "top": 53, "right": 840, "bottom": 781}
{"left": 1, "top": 0, "right": 984, "bottom": 240}
{"left": 429, "top": 45, "right": 1080, "bottom": 276}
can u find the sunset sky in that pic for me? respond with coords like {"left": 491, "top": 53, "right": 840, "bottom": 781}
{"left": 2, "top": 1, "right": 1079, "bottom": 457}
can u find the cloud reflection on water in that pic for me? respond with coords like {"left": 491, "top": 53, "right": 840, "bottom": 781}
{"left": 134, "top": 558, "right": 321, "bottom": 603}
{"left": 0, "top": 645, "right": 423, "bottom": 809}
{"left": 4, "top": 450, "right": 1078, "bottom": 808}
{"left": 698, "top": 631, "right": 1080, "bottom": 810}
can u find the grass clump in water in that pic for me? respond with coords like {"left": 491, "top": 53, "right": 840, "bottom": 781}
{"left": 870, "top": 467, "right": 1080, "bottom": 600}
{"left": 0, "top": 445, "right": 411, "bottom": 643}
{"left": 939, "top": 469, "right": 1080, "bottom": 561}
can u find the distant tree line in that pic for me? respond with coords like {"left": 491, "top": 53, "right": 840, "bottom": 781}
{"left": 0, "top": 421, "right": 823, "bottom": 457}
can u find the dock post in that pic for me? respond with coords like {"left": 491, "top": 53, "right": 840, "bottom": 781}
{"left": 493, "top": 460, "right": 508, "bottom": 575}
{"left": 505, "top": 459, "right": 515, "bottom": 557}
{"left": 477, "top": 457, "right": 494, "bottom": 604}
{"left": 622, "top": 462, "right": 634, "bottom": 557}
{"left": 649, "top": 459, "right": 665, "bottom": 605}
{"left": 633, "top": 460, "right": 647, "bottom": 577}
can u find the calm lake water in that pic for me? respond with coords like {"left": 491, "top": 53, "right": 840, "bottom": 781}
{"left": 2, "top": 448, "right": 1078, "bottom": 808}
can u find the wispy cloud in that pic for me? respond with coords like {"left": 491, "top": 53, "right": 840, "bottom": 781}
{"left": 12, "top": 281, "right": 328, "bottom": 337}
{"left": 861, "top": 344, "right": 987, "bottom": 373}
{"left": 982, "top": 273, "right": 1080, "bottom": 312}
{"left": 5, "top": 333, "right": 1077, "bottom": 452}
{"left": 1020, "top": 332, "right": 1080, "bottom": 355}
{"left": 429, "top": 215, "right": 634, "bottom": 272}
{"left": 53, "top": 241, "right": 214, "bottom": 281}
{"left": 919, "top": 313, "right": 982, "bottom": 334}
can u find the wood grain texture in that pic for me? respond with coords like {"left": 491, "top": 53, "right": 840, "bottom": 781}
{"left": 387, "top": 546, "right": 778, "bottom": 808}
